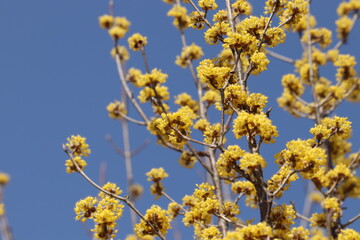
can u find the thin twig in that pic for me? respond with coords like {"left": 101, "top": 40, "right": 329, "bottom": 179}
{"left": 114, "top": 53, "right": 149, "bottom": 123}
{"left": 187, "top": 0, "right": 212, "bottom": 28}
{"left": 342, "top": 213, "right": 360, "bottom": 228}
{"left": 266, "top": 49, "right": 295, "bottom": 64}
{"left": 63, "top": 146, "right": 167, "bottom": 240}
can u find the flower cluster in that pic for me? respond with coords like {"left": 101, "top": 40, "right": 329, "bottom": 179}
{"left": 148, "top": 106, "right": 196, "bottom": 149}
{"left": 74, "top": 183, "right": 124, "bottom": 239}
{"left": 65, "top": 135, "right": 91, "bottom": 173}
{"left": 146, "top": 168, "right": 169, "bottom": 198}
{"left": 275, "top": 139, "right": 327, "bottom": 179}
{"left": 99, "top": 15, "right": 131, "bottom": 40}
{"left": 134, "top": 205, "right": 171, "bottom": 238}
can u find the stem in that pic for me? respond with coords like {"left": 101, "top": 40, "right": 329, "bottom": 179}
{"left": 114, "top": 52, "right": 149, "bottom": 123}
{"left": 63, "top": 146, "right": 167, "bottom": 240}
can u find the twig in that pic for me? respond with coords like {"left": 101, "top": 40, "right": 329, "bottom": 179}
{"left": 63, "top": 146, "right": 167, "bottom": 240}
{"left": 187, "top": 0, "right": 212, "bottom": 28}
{"left": 114, "top": 53, "right": 149, "bottom": 123}
{"left": 342, "top": 213, "right": 360, "bottom": 228}
{"left": 266, "top": 49, "right": 295, "bottom": 64}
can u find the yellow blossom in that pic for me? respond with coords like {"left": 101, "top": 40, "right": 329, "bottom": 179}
{"left": 197, "top": 59, "right": 231, "bottom": 88}
{"left": 250, "top": 51, "right": 269, "bottom": 75}
{"left": 232, "top": 0, "right": 252, "bottom": 16}
{"left": 275, "top": 139, "right": 327, "bottom": 179}
{"left": 167, "top": 5, "right": 189, "bottom": 30}
{"left": 0, "top": 204, "right": 5, "bottom": 216}
{"left": 204, "top": 22, "right": 231, "bottom": 45}
{"left": 128, "top": 33, "right": 148, "bottom": 51}
{"left": 200, "top": 226, "right": 222, "bottom": 240}
{"left": 106, "top": 100, "right": 127, "bottom": 119}
{"left": 74, "top": 196, "right": 98, "bottom": 222}
{"left": 240, "top": 152, "right": 266, "bottom": 174}
{"left": 66, "top": 135, "right": 91, "bottom": 157}
{"left": 217, "top": 145, "right": 246, "bottom": 177}
{"left": 114, "top": 17, "right": 131, "bottom": 32}
{"left": 0, "top": 172, "right": 10, "bottom": 185}
{"left": 108, "top": 26, "right": 126, "bottom": 39}
{"left": 224, "top": 222, "right": 273, "bottom": 239}
{"left": 98, "top": 182, "right": 123, "bottom": 199}
{"left": 178, "top": 151, "right": 197, "bottom": 168}
{"left": 175, "top": 43, "right": 203, "bottom": 68}
{"left": 189, "top": 11, "right": 206, "bottom": 29}
{"left": 338, "top": 228, "right": 360, "bottom": 240}
{"left": 198, "top": 0, "right": 218, "bottom": 11}
{"left": 99, "top": 14, "right": 114, "bottom": 29}
{"left": 65, "top": 156, "right": 87, "bottom": 173}
{"left": 194, "top": 118, "right": 211, "bottom": 132}
{"left": 175, "top": 93, "right": 199, "bottom": 114}
{"left": 233, "top": 111, "right": 278, "bottom": 143}
{"left": 301, "top": 28, "right": 332, "bottom": 49}
{"left": 110, "top": 46, "right": 129, "bottom": 62}
{"left": 126, "top": 68, "right": 143, "bottom": 87}
{"left": 135, "top": 205, "right": 171, "bottom": 237}
{"left": 267, "top": 164, "right": 298, "bottom": 198}
{"left": 321, "top": 197, "right": 341, "bottom": 220}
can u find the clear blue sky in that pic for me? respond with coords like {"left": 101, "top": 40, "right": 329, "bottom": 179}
{"left": 1, "top": 1, "right": 359, "bottom": 239}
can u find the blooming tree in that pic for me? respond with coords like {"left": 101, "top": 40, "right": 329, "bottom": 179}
{"left": 3, "top": 0, "right": 359, "bottom": 240}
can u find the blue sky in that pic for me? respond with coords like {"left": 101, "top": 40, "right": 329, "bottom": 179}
{"left": 1, "top": 0, "right": 359, "bottom": 239}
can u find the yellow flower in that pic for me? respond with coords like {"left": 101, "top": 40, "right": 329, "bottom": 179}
{"left": 66, "top": 135, "right": 91, "bottom": 157}
{"left": 167, "top": 5, "right": 189, "bottom": 30}
{"left": 231, "top": 181, "right": 255, "bottom": 195}
{"left": 99, "top": 182, "right": 123, "bottom": 198}
{"left": 174, "top": 93, "right": 199, "bottom": 114}
{"left": 146, "top": 167, "right": 169, "bottom": 182}
{"left": 232, "top": 0, "right": 252, "bottom": 16}
{"left": 147, "top": 107, "right": 196, "bottom": 148}
{"left": 198, "top": 0, "right": 218, "bottom": 11}
{"left": 114, "top": 17, "right": 131, "bottom": 32}
{"left": 0, "top": 172, "right": 10, "bottom": 185}
{"left": 240, "top": 152, "right": 266, "bottom": 174}
{"left": 233, "top": 111, "right": 278, "bottom": 143}
{"left": 189, "top": 11, "right": 206, "bottom": 29}
{"left": 110, "top": 46, "right": 129, "bottom": 62}
{"left": 138, "top": 68, "right": 168, "bottom": 87}
{"left": 175, "top": 43, "right": 203, "bottom": 68}
{"left": 224, "top": 222, "right": 273, "bottom": 239}
{"left": 0, "top": 204, "right": 5, "bottom": 216}
{"left": 338, "top": 228, "right": 360, "bottom": 240}
{"left": 250, "top": 51, "right": 269, "bottom": 75}
{"left": 99, "top": 14, "right": 114, "bottom": 29}
{"left": 267, "top": 164, "right": 298, "bottom": 198}
{"left": 217, "top": 145, "right": 245, "bottom": 178}
{"left": 178, "top": 151, "right": 197, "bottom": 168}
{"left": 322, "top": 197, "right": 341, "bottom": 220}
{"left": 167, "top": 202, "right": 181, "bottom": 219}
{"left": 74, "top": 196, "right": 98, "bottom": 222}
{"left": 128, "top": 33, "right": 148, "bottom": 51}
{"left": 197, "top": 59, "right": 231, "bottom": 88}
{"left": 301, "top": 28, "right": 332, "bottom": 49}
{"left": 126, "top": 68, "right": 143, "bottom": 87}
{"left": 135, "top": 205, "right": 171, "bottom": 237}
{"left": 108, "top": 26, "right": 126, "bottom": 39}
{"left": 65, "top": 156, "right": 87, "bottom": 173}
{"left": 203, "top": 123, "right": 223, "bottom": 144}
{"left": 204, "top": 22, "right": 231, "bottom": 45}
{"left": 106, "top": 100, "right": 127, "bottom": 119}
{"left": 129, "top": 183, "right": 143, "bottom": 200}
{"left": 200, "top": 226, "right": 222, "bottom": 240}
